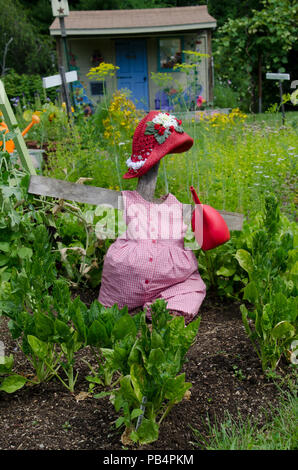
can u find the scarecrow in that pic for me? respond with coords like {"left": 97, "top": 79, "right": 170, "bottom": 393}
{"left": 98, "top": 111, "right": 229, "bottom": 324}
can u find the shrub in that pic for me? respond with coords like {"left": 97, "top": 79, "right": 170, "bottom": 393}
{"left": 3, "top": 70, "right": 58, "bottom": 106}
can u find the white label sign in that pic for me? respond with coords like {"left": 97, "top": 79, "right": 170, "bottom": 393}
{"left": 42, "top": 70, "right": 78, "bottom": 89}
{"left": 266, "top": 73, "right": 290, "bottom": 81}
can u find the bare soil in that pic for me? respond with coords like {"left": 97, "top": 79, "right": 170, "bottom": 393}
{"left": 0, "top": 289, "right": 284, "bottom": 451}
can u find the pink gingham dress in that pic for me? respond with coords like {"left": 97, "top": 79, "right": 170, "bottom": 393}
{"left": 98, "top": 191, "right": 206, "bottom": 322}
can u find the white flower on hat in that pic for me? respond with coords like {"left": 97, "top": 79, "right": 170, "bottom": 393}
{"left": 152, "top": 112, "right": 179, "bottom": 129}
{"left": 126, "top": 157, "right": 146, "bottom": 171}
{"left": 145, "top": 112, "right": 184, "bottom": 145}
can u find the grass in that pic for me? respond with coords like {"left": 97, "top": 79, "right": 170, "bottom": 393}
{"left": 191, "top": 387, "right": 298, "bottom": 450}
{"left": 166, "top": 114, "right": 297, "bottom": 219}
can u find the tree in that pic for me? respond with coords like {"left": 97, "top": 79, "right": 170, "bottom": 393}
{"left": 213, "top": 0, "right": 297, "bottom": 112}
{"left": 208, "top": 0, "right": 263, "bottom": 28}
{"left": 0, "top": 0, "right": 55, "bottom": 76}
{"left": 19, "top": 0, "right": 53, "bottom": 35}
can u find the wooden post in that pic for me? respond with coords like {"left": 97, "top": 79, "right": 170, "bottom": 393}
{"left": 258, "top": 53, "right": 262, "bottom": 114}
{"left": 279, "top": 80, "right": 286, "bottom": 125}
{"left": 0, "top": 79, "right": 36, "bottom": 175}
{"left": 59, "top": 15, "right": 74, "bottom": 109}
{"left": 207, "top": 30, "right": 214, "bottom": 103}
{"left": 266, "top": 73, "right": 290, "bottom": 125}
{"left": 136, "top": 162, "right": 160, "bottom": 202}
{"left": 59, "top": 65, "right": 72, "bottom": 117}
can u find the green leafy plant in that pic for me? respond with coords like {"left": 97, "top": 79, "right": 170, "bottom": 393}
{"left": 236, "top": 194, "right": 297, "bottom": 371}
{"left": 51, "top": 202, "right": 117, "bottom": 288}
{"left": 94, "top": 299, "right": 200, "bottom": 445}
{"left": 0, "top": 222, "right": 86, "bottom": 392}
{"left": 0, "top": 151, "right": 55, "bottom": 287}
{"left": 0, "top": 354, "right": 27, "bottom": 394}
{"left": 83, "top": 301, "right": 141, "bottom": 387}
{"left": 197, "top": 238, "right": 244, "bottom": 299}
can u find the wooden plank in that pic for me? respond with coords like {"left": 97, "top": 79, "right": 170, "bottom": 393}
{"left": 28, "top": 175, "right": 244, "bottom": 230}
{"left": 29, "top": 175, "right": 122, "bottom": 209}
{"left": 0, "top": 79, "right": 36, "bottom": 175}
{"left": 215, "top": 209, "right": 244, "bottom": 231}
{"left": 182, "top": 206, "right": 244, "bottom": 231}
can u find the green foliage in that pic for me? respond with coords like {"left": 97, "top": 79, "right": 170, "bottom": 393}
{"left": 0, "top": 229, "right": 87, "bottom": 391}
{"left": 0, "top": 0, "right": 55, "bottom": 76}
{"left": 0, "top": 152, "right": 45, "bottom": 285}
{"left": 235, "top": 195, "right": 297, "bottom": 371}
{"left": 85, "top": 301, "right": 142, "bottom": 386}
{"left": 197, "top": 237, "right": 244, "bottom": 299}
{"left": 0, "top": 354, "right": 27, "bottom": 393}
{"left": 73, "top": 0, "right": 175, "bottom": 10}
{"left": 0, "top": 143, "right": 111, "bottom": 289}
{"left": 93, "top": 299, "right": 200, "bottom": 445}
{"left": 18, "top": 0, "right": 53, "bottom": 35}
{"left": 213, "top": 80, "right": 241, "bottom": 109}
{"left": 213, "top": 0, "right": 297, "bottom": 112}
{"left": 3, "top": 70, "right": 57, "bottom": 107}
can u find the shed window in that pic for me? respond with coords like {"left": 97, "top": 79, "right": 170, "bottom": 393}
{"left": 159, "top": 38, "right": 182, "bottom": 71}
{"left": 90, "top": 81, "right": 104, "bottom": 96}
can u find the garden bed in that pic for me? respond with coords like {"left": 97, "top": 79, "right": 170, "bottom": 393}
{"left": 0, "top": 290, "right": 281, "bottom": 451}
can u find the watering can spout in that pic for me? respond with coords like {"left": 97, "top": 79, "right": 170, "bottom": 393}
{"left": 190, "top": 185, "right": 201, "bottom": 205}
{"left": 21, "top": 114, "right": 40, "bottom": 137}
{"left": 0, "top": 114, "right": 40, "bottom": 153}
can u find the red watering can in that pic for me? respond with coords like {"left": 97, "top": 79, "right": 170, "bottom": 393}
{"left": 190, "top": 185, "right": 230, "bottom": 250}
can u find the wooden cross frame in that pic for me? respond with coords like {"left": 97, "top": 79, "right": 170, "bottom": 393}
{"left": 0, "top": 78, "right": 244, "bottom": 234}
{"left": 28, "top": 169, "right": 244, "bottom": 232}
{"left": 0, "top": 80, "right": 36, "bottom": 175}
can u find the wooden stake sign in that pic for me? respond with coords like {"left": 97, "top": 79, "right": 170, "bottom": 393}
{"left": 42, "top": 70, "right": 77, "bottom": 90}
{"left": 266, "top": 72, "right": 290, "bottom": 125}
{"left": 42, "top": 67, "right": 77, "bottom": 117}
{"left": 0, "top": 79, "right": 36, "bottom": 175}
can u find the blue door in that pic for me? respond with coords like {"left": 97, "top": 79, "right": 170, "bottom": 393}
{"left": 115, "top": 39, "right": 149, "bottom": 110}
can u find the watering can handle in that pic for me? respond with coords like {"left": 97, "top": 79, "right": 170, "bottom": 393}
{"left": 190, "top": 186, "right": 201, "bottom": 205}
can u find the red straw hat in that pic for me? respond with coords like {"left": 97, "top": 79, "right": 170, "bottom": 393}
{"left": 123, "top": 110, "right": 193, "bottom": 179}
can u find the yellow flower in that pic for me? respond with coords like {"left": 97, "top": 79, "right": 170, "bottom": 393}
{"left": 87, "top": 62, "right": 120, "bottom": 81}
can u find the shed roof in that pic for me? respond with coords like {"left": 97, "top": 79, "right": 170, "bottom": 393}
{"left": 50, "top": 5, "right": 216, "bottom": 36}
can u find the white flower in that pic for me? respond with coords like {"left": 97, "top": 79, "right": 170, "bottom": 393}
{"left": 126, "top": 157, "right": 146, "bottom": 170}
{"left": 152, "top": 113, "right": 178, "bottom": 129}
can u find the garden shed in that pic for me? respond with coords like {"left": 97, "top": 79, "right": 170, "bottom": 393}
{"left": 49, "top": 5, "right": 217, "bottom": 110}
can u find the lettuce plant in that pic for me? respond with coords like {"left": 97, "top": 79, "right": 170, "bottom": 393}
{"left": 0, "top": 354, "right": 27, "bottom": 394}
{"left": 95, "top": 299, "right": 200, "bottom": 445}
{"left": 236, "top": 195, "right": 297, "bottom": 371}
